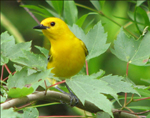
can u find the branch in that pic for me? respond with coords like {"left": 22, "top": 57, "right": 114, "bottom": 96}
{"left": 1, "top": 91, "right": 139, "bottom": 118}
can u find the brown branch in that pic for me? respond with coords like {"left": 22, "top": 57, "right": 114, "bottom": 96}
{"left": 1, "top": 91, "right": 139, "bottom": 118}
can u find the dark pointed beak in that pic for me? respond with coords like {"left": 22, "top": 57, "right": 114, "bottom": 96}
{"left": 33, "top": 24, "right": 49, "bottom": 29}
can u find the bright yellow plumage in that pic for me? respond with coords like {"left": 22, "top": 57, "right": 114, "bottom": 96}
{"left": 34, "top": 17, "right": 88, "bottom": 79}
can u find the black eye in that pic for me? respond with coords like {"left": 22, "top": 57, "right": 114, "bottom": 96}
{"left": 50, "top": 22, "right": 55, "bottom": 26}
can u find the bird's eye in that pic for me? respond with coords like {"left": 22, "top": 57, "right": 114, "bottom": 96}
{"left": 50, "top": 22, "right": 55, "bottom": 26}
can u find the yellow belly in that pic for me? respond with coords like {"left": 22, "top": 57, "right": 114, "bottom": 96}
{"left": 47, "top": 38, "right": 86, "bottom": 79}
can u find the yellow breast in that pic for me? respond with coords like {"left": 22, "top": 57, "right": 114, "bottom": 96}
{"left": 47, "top": 37, "right": 86, "bottom": 78}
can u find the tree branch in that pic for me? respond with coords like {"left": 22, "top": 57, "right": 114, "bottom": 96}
{"left": 1, "top": 91, "right": 139, "bottom": 118}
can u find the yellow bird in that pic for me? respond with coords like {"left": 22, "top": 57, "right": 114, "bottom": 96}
{"left": 33, "top": 17, "right": 88, "bottom": 105}
{"left": 33, "top": 17, "right": 88, "bottom": 79}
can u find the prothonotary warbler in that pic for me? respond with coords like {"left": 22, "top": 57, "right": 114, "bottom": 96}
{"left": 33, "top": 17, "right": 88, "bottom": 105}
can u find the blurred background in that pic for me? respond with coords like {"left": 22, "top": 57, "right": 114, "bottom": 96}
{"left": 1, "top": 0, "right": 150, "bottom": 116}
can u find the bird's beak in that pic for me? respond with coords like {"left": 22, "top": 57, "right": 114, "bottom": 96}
{"left": 33, "top": 24, "right": 49, "bottom": 29}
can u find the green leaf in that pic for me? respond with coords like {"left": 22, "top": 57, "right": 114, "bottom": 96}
{"left": 1, "top": 55, "right": 9, "bottom": 65}
{"left": 69, "top": 22, "right": 110, "bottom": 61}
{"left": 23, "top": 108, "right": 39, "bottom": 118}
{"left": 135, "top": 88, "right": 150, "bottom": 97}
{"left": 21, "top": 5, "right": 52, "bottom": 18}
{"left": 76, "top": 14, "right": 88, "bottom": 27}
{"left": 12, "top": 50, "right": 47, "bottom": 71}
{"left": 136, "top": 0, "right": 145, "bottom": 6}
{"left": 47, "top": 1, "right": 63, "bottom": 15}
{"left": 111, "top": 28, "right": 150, "bottom": 66}
{"left": 134, "top": 7, "right": 150, "bottom": 34}
{"left": 76, "top": 12, "right": 98, "bottom": 27}
{"left": 146, "top": 113, "right": 150, "bottom": 118}
{"left": 7, "top": 67, "right": 51, "bottom": 91}
{"left": 66, "top": 74, "right": 117, "bottom": 117}
{"left": 96, "top": 112, "right": 111, "bottom": 118}
{"left": 1, "top": 31, "right": 31, "bottom": 65}
{"left": 34, "top": 45, "right": 49, "bottom": 57}
{"left": 101, "top": 75, "right": 140, "bottom": 95}
{"left": 141, "top": 78, "right": 150, "bottom": 84}
{"left": 64, "top": 1, "right": 78, "bottom": 25}
{"left": 8, "top": 87, "right": 34, "bottom": 98}
{"left": 1, "top": 96, "right": 6, "bottom": 103}
{"left": 86, "top": 21, "right": 110, "bottom": 60}
{"left": 1, "top": 107, "right": 23, "bottom": 118}
{"left": 90, "top": 0, "right": 101, "bottom": 10}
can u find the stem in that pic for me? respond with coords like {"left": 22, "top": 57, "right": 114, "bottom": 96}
{"left": 85, "top": 60, "right": 89, "bottom": 75}
{"left": 47, "top": 80, "right": 66, "bottom": 88}
{"left": 75, "top": 3, "right": 138, "bottom": 39}
{"left": 134, "top": 97, "right": 150, "bottom": 102}
{"left": 3, "top": 71, "right": 16, "bottom": 81}
{"left": 18, "top": 1, "right": 40, "bottom": 24}
{"left": 126, "top": 94, "right": 134, "bottom": 106}
{"left": 126, "top": 62, "right": 130, "bottom": 76}
{"left": 1, "top": 65, "right": 4, "bottom": 80}
{"left": 4, "top": 64, "right": 11, "bottom": 74}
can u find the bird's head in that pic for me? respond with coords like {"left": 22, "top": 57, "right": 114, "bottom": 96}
{"left": 33, "top": 17, "right": 72, "bottom": 40}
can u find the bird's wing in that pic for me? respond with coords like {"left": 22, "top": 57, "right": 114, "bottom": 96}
{"left": 48, "top": 50, "right": 53, "bottom": 62}
{"left": 80, "top": 39, "right": 88, "bottom": 56}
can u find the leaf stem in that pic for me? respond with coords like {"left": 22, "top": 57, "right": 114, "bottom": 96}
{"left": 85, "top": 60, "right": 89, "bottom": 75}
{"left": 4, "top": 64, "right": 11, "bottom": 74}
{"left": 47, "top": 80, "right": 66, "bottom": 89}
{"left": 126, "top": 62, "right": 130, "bottom": 76}
{"left": 3, "top": 71, "right": 16, "bottom": 81}
{"left": 134, "top": 97, "right": 150, "bottom": 102}
{"left": 1, "top": 65, "right": 4, "bottom": 80}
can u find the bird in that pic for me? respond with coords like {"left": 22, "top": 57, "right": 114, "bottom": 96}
{"left": 33, "top": 17, "right": 88, "bottom": 105}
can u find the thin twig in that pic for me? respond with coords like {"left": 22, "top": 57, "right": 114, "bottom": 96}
{"left": 18, "top": 1, "right": 40, "bottom": 24}
{"left": 1, "top": 65, "right": 4, "bottom": 80}
{"left": 4, "top": 64, "right": 11, "bottom": 74}
{"left": 134, "top": 97, "right": 150, "bottom": 102}
{"left": 85, "top": 60, "right": 89, "bottom": 75}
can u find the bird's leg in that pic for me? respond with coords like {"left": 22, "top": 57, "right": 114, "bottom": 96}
{"left": 55, "top": 83, "right": 79, "bottom": 106}
{"left": 64, "top": 83, "right": 79, "bottom": 106}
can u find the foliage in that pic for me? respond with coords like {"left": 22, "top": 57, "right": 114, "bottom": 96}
{"left": 1, "top": 0, "right": 150, "bottom": 118}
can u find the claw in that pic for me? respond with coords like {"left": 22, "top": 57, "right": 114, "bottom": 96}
{"left": 55, "top": 83, "right": 79, "bottom": 106}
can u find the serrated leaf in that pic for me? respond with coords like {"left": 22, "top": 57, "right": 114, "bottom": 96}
{"left": 101, "top": 75, "right": 140, "bottom": 95}
{"left": 7, "top": 67, "right": 51, "bottom": 91}
{"left": 23, "top": 108, "right": 39, "bottom": 118}
{"left": 13, "top": 50, "right": 47, "bottom": 70}
{"left": 111, "top": 28, "right": 150, "bottom": 66}
{"left": 1, "top": 107, "right": 23, "bottom": 118}
{"left": 66, "top": 75, "right": 117, "bottom": 117}
{"left": 64, "top": 1, "right": 78, "bottom": 25}
{"left": 90, "top": 69, "right": 105, "bottom": 79}
{"left": 69, "top": 22, "right": 110, "bottom": 61}
{"left": 96, "top": 112, "right": 111, "bottom": 118}
{"left": 34, "top": 45, "right": 49, "bottom": 57}
{"left": 1, "top": 55, "right": 9, "bottom": 65}
{"left": 86, "top": 21, "right": 110, "bottom": 60}
{"left": 8, "top": 87, "right": 34, "bottom": 98}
